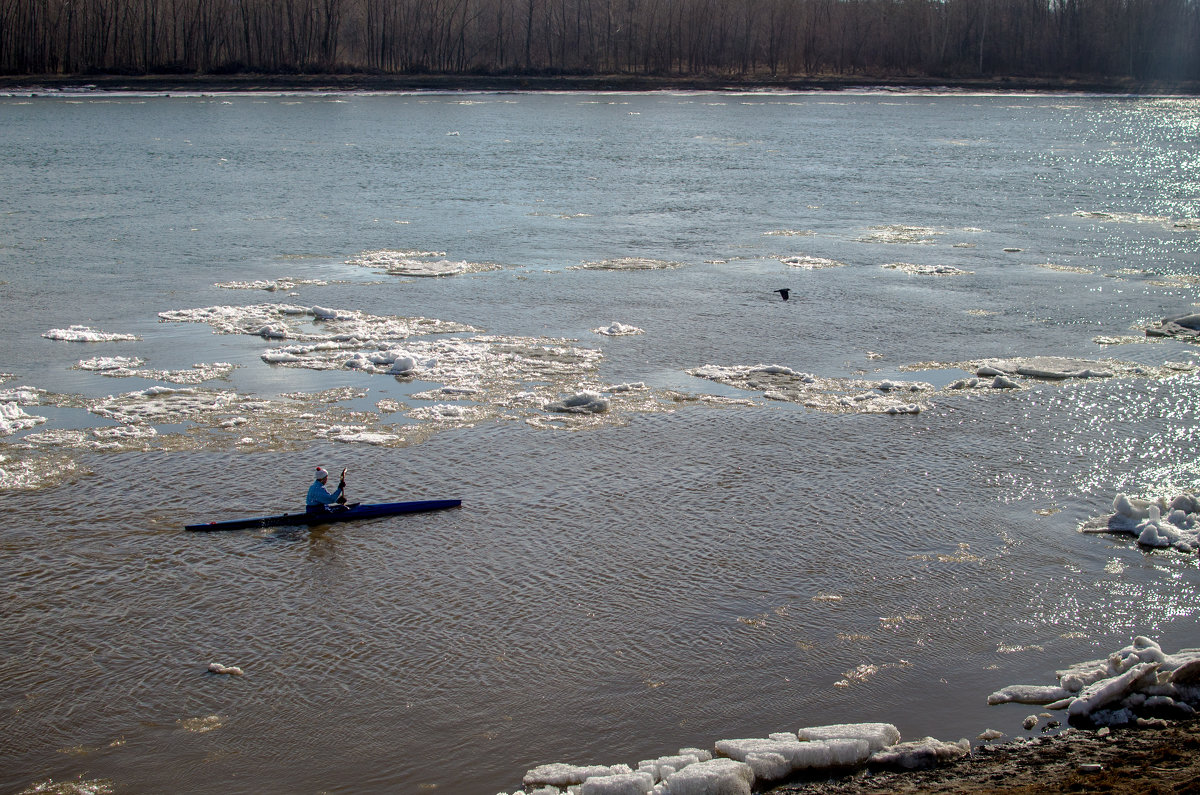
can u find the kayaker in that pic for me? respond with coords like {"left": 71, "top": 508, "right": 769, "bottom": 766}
{"left": 307, "top": 467, "right": 346, "bottom": 513}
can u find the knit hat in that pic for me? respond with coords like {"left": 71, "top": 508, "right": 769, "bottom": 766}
{"left": 315, "top": 467, "right": 329, "bottom": 480}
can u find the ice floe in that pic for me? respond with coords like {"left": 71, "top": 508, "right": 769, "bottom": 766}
{"left": 1073, "top": 210, "right": 1200, "bottom": 231}
{"left": 857, "top": 225, "right": 943, "bottom": 244}
{"left": 573, "top": 258, "right": 685, "bottom": 271}
{"left": 42, "top": 325, "right": 139, "bottom": 342}
{"left": 347, "top": 249, "right": 502, "bottom": 276}
{"left": 780, "top": 255, "right": 846, "bottom": 269}
{"left": 882, "top": 262, "right": 971, "bottom": 276}
{"left": 76, "top": 357, "right": 235, "bottom": 384}
{"left": 215, "top": 277, "right": 328, "bottom": 291}
{"left": 593, "top": 322, "right": 645, "bottom": 336}
{"left": 1145, "top": 312, "right": 1200, "bottom": 342}
{"left": 500, "top": 720, "right": 972, "bottom": 795}
{"left": 990, "top": 637, "right": 1200, "bottom": 727}
{"left": 0, "top": 401, "right": 46, "bottom": 435}
{"left": 764, "top": 229, "right": 815, "bottom": 237}
{"left": 688, "top": 364, "right": 933, "bottom": 415}
{"left": 159, "top": 303, "right": 476, "bottom": 341}
{"left": 1080, "top": 491, "right": 1200, "bottom": 553}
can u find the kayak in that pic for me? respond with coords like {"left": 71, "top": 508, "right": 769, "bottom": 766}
{"left": 185, "top": 499, "right": 461, "bottom": 532}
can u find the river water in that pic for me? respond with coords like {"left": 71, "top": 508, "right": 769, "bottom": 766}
{"left": 1, "top": 90, "right": 1199, "bottom": 794}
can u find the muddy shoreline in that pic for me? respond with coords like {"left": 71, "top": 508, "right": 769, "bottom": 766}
{"left": 767, "top": 719, "right": 1200, "bottom": 794}
{"left": 2, "top": 72, "right": 1199, "bottom": 95}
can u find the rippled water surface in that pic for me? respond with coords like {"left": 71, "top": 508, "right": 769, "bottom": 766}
{"left": 2, "top": 91, "right": 1199, "bottom": 794}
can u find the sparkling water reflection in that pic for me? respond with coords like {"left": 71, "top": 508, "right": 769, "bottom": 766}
{"left": 1, "top": 91, "right": 1198, "bottom": 794}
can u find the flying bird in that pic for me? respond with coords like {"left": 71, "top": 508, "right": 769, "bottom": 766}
{"left": 774, "top": 289, "right": 790, "bottom": 301}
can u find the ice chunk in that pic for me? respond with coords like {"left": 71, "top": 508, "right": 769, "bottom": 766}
{"left": 795, "top": 723, "right": 901, "bottom": 753}
{"left": 635, "top": 752, "right": 704, "bottom": 782}
{"left": 660, "top": 758, "right": 753, "bottom": 795}
{"left": 593, "top": 322, "right": 645, "bottom": 337}
{"left": 868, "top": 737, "right": 969, "bottom": 769}
{"left": 43, "top": 325, "right": 139, "bottom": 342}
{"left": 0, "top": 402, "right": 46, "bottom": 435}
{"left": 1068, "top": 661, "right": 1160, "bottom": 717}
{"left": 207, "top": 662, "right": 243, "bottom": 675}
{"left": 780, "top": 255, "right": 846, "bottom": 269}
{"left": 524, "top": 763, "right": 633, "bottom": 788}
{"left": 882, "top": 262, "right": 970, "bottom": 276}
{"left": 579, "top": 771, "right": 654, "bottom": 794}
{"left": 545, "top": 391, "right": 609, "bottom": 414}
{"left": 986, "top": 685, "right": 1072, "bottom": 705}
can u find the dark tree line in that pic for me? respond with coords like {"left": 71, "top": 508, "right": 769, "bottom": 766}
{"left": 2, "top": 0, "right": 1198, "bottom": 80}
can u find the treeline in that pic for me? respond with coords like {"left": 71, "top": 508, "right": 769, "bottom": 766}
{"left": 2, "top": 0, "right": 1198, "bottom": 81}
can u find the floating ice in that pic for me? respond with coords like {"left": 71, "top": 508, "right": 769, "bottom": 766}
{"left": 216, "top": 277, "right": 327, "bottom": 291}
{"left": 689, "top": 364, "right": 933, "bottom": 415}
{"left": 1145, "top": 313, "right": 1200, "bottom": 342}
{"left": 76, "top": 357, "right": 235, "bottom": 384}
{"left": 347, "top": 249, "right": 502, "bottom": 276}
{"left": 1073, "top": 210, "right": 1200, "bottom": 230}
{"left": 868, "top": 737, "right": 970, "bottom": 769}
{"left": 0, "top": 401, "right": 46, "bottom": 435}
{"left": 882, "top": 262, "right": 971, "bottom": 276}
{"left": 159, "top": 303, "right": 476, "bottom": 342}
{"left": 43, "top": 325, "right": 138, "bottom": 342}
{"left": 764, "top": 229, "right": 815, "bottom": 237}
{"left": 573, "top": 257, "right": 685, "bottom": 271}
{"left": 780, "top": 255, "right": 846, "bottom": 269}
{"left": 207, "top": 662, "right": 243, "bottom": 676}
{"left": 857, "top": 225, "right": 943, "bottom": 244}
{"left": 77, "top": 356, "right": 146, "bottom": 372}
{"left": 593, "top": 322, "right": 645, "bottom": 336}
{"left": 545, "top": 391, "right": 609, "bottom": 414}
{"left": 1080, "top": 491, "right": 1200, "bottom": 553}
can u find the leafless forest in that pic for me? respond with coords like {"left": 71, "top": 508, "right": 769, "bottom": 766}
{"left": 2, "top": 0, "right": 1198, "bottom": 81}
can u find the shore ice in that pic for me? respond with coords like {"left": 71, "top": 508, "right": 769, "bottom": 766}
{"left": 990, "top": 637, "right": 1200, "bottom": 726}
{"left": 504, "top": 720, "right": 972, "bottom": 795}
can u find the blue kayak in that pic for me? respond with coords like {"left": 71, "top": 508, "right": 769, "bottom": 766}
{"left": 185, "top": 499, "right": 461, "bottom": 532}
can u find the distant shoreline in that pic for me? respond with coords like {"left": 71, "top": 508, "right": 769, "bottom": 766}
{"left": 3, "top": 72, "right": 1199, "bottom": 95}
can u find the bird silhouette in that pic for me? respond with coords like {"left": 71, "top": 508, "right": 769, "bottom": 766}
{"left": 774, "top": 289, "right": 790, "bottom": 301}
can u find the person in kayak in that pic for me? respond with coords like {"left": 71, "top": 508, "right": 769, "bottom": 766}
{"left": 307, "top": 467, "right": 347, "bottom": 513}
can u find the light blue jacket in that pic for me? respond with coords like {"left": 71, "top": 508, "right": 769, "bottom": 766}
{"left": 307, "top": 479, "right": 343, "bottom": 507}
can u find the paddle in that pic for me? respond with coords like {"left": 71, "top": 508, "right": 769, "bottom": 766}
{"left": 337, "top": 468, "right": 347, "bottom": 505}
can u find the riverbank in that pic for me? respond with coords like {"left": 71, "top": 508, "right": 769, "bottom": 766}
{"left": 769, "top": 719, "right": 1200, "bottom": 794}
{"left": 2, "top": 72, "right": 1199, "bottom": 95}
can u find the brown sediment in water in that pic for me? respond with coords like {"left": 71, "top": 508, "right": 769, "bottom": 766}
{"left": 769, "top": 719, "right": 1200, "bottom": 794}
